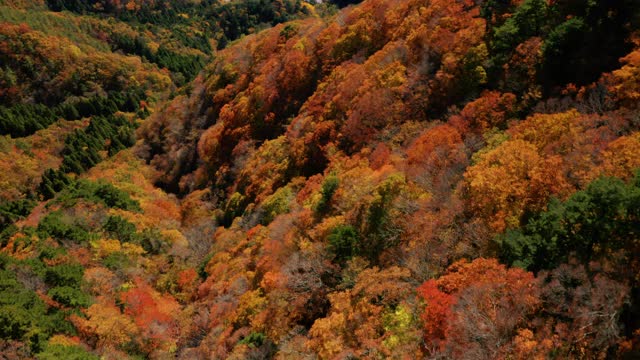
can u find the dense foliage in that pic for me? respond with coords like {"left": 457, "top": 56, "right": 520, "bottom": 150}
{"left": 1, "top": 0, "right": 640, "bottom": 358}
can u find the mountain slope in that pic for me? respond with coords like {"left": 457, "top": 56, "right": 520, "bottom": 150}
{"left": 134, "top": 0, "right": 640, "bottom": 358}
{"left": 1, "top": 0, "right": 640, "bottom": 358}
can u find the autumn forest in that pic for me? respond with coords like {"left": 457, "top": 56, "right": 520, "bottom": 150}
{"left": 0, "top": 0, "right": 639, "bottom": 358}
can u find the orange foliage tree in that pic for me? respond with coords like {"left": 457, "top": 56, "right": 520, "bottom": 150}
{"left": 601, "top": 132, "right": 640, "bottom": 180}
{"left": 608, "top": 36, "right": 640, "bottom": 108}
{"left": 120, "top": 280, "right": 181, "bottom": 355}
{"left": 449, "top": 91, "right": 517, "bottom": 133}
{"left": 418, "top": 258, "right": 540, "bottom": 358}
{"left": 406, "top": 123, "right": 467, "bottom": 194}
{"left": 465, "top": 139, "right": 569, "bottom": 232}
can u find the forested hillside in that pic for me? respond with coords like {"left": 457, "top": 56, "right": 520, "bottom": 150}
{"left": 1, "top": 0, "right": 640, "bottom": 358}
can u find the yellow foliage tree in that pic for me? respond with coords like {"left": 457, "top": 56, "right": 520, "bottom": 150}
{"left": 601, "top": 132, "right": 640, "bottom": 180}
{"left": 465, "top": 139, "right": 569, "bottom": 232}
{"left": 72, "top": 298, "right": 140, "bottom": 351}
{"left": 307, "top": 266, "right": 417, "bottom": 358}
